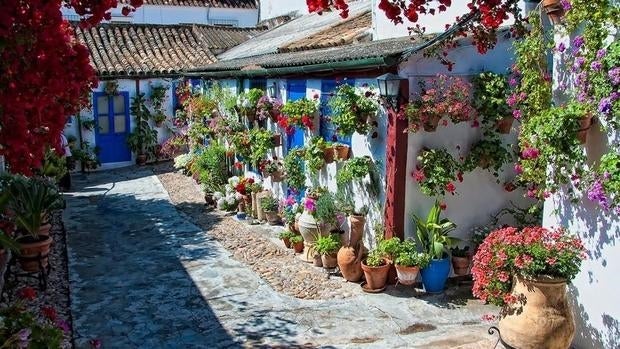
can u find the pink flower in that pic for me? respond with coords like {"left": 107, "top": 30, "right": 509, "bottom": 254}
{"left": 514, "top": 163, "right": 523, "bottom": 174}
{"left": 512, "top": 109, "right": 522, "bottom": 119}
{"left": 498, "top": 272, "right": 510, "bottom": 282}
{"left": 304, "top": 198, "right": 316, "bottom": 213}
{"left": 521, "top": 147, "right": 540, "bottom": 160}
{"left": 445, "top": 182, "right": 456, "bottom": 193}
{"left": 547, "top": 257, "right": 557, "bottom": 265}
{"left": 412, "top": 169, "right": 426, "bottom": 182}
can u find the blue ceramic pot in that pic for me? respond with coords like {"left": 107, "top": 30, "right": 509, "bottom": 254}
{"left": 236, "top": 212, "right": 247, "bottom": 220}
{"left": 420, "top": 257, "right": 451, "bottom": 293}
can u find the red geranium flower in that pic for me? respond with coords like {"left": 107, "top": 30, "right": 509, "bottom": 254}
{"left": 445, "top": 182, "right": 456, "bottom": 193}
{"left": 18, "top": 287, "right": 36, "bottom": 301}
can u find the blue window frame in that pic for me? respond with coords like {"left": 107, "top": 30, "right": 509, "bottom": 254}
{"left": 319, "top": 79, "right": 353, "bottom": 145}
{"left": 249, "top": 79, "right": 266, "bottom": 91}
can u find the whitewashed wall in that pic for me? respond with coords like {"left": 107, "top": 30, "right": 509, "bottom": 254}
{"left": 65, "top": 78, "right": 178, "bottom": 170}
{"left": 259, "top": 0, "right": 308, "bottom": 22}
{"left": 62, "top": 5, "right": 258, "bottom": 27}
{"left": 400, "top": 36, "right": 531, "bottom": 245}
{"left": 542, "top": 31, "right": 620, "bottom": 349}
{"left": 372, "top": 0, "right": 538, "bottom": 40}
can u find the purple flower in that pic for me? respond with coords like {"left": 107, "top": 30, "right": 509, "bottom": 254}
{"left": 509, "top": 78, "right": 518, "bottom": 87}
{"left": 573, "top": 56, "right": 585, "bottom": 70}
{"left": 611, "top": 92, "right": 620, "bottom": 101}
{"left": 609, "top": 67, "right": 620, "bottom": 85}
{"left": 578, "top": 92, "right": 589, "bottom": 102}
{"left": 573, "top": 36, "right": 585, "bottom": 51}
{"left": 591, "top": 61, "right": 603, "bottom": 71}
{"left": 284, "top": 195, "right": 296, "bottom": 207}
{"left": 56, "top": 319, "right": 71, "bottom": 334}
{"left": 588, "top": 178, "right": 610, "bottom": 211}
{"left": 513, "top": 109, "right": 522, "bottom": 119}
{"left": 598, "top": 97, "right": 612, "bottom": 115}
{"left": 556, "top": 42, "right": 566, "bottom": 53}
{"left": 506, "top": 93, "right": 518, "bottom": 107}
{"left": 304, "top": 198, "right": 316, "bottom": 213}
{"left": 560, "top": 0, "right": 572, "bottom": 10}
{"left": 17, "top": 329, "right": 30, "bottom": 349}
{"left": 596, "top": 49, "right": 607, "bottom": 59}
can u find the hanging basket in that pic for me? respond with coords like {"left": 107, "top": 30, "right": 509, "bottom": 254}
{"left": 423, "top": 115, "right": 441, "bottom": 132}
{"left": 576, "top": 115, "right": 594, "bottom": 144}
{"left": 542, "top": 0, "right": 565, "bottom": 25}
{"left": 272, "top": 133, "right": 282, "bottom": 147}
{"left": 496, "top": 116, "right": 514, "bottom": 134}
{"left": 323, "top": 146, "right": 335, "bottom": 164}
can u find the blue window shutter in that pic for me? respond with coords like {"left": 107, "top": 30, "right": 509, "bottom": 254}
{"left": 320, "top": 78, "right": 353, "bottom": 145}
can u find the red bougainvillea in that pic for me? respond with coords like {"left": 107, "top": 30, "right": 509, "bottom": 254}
{"left": 307, "top": 0, "right": 525, "bottom": 58}
{"left": 0, "top": 1, "right": 141, "bottom": 175}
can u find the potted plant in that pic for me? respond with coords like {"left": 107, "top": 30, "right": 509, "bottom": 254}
{"left": 4, "top": 176, "right": 62, "bottom": 272}
{"left": 150, "top": 84, "right": 168, "bottom": 127}
{"left": 127, "top": 93, "right": 158, "bottom": 165}
{"left": 413, "top": 200, "right": 458, "bottom": 293}
{"left": 314, "top": 234, "right": 341, "bottom": 269}
{"left": 261, "top": 196, "right": 280, "bottom": 225}
{"left": 280, "top": 98, "right": 318, "bottom": 133}
{"left": 328, "top": 83, "right": 378, "bottom": 136}
{"left": 262, "top": 159, "right": 284, "bottom": 182}
{"left": 336, "top": 156, "right": 375, "bottom": 187}
{"left": 283, "top": 149, "right": 306, "bottom": 193}
{"left": 104, "top": 80, "right": 119, "bottom": 96}
{"left": 194, "top": 143, "right": 228, "bottom": 205}
{"left": 542, "top": 0, "right": 565, "bottom": 24}
{"left": 450, "top": 246, "right": 471, "bottom": 276}
{"left": 361, "top": 249, "right": 390, "bottom": 291}
{"left": 280, "top": 195, "right": 300, "bottom": 232}
{"left": 153, "top": 112, "right": 166, "bottom": 127}
{"left": 377, "top": 236, "right": 402, "bottom": 285}
{"left": 256, "top": 95, "right": 283, "bottom": 122}
{"left": 472, "top": 72, "right": 513, "bottom": 134}
{"left": 249, "top": 128, "right": 276, "bottom": 167}
{"left": 394, "top": 240, "right": 431, "bottom": 285}
{"left": 404, "top": 75, "right": 475, "bottom": 132}
{"left": 290, "top": 235, "right": 304, "bottom": 253}
{"left": 463, "top": 138, "right": 512, "bottom": 178}
{"left": 80, "top": 118, "right": 96, "bottom": 131}
{"left": 278, "top": 230, "right": 295, "bottom": 249}
{"left": 236, "top": 88, "right": 264, "bottom": 122}
{"left": 333, "top": 142, "right": 350, "bottom": 160}
{"left": 414, "top": 148, "right": 460, "bottom": 197}
{"left": 304, "top": 136, "right": 327, "bottom": 174}
{"left": 587, "top": 150, "right": 620, "bottom": 212}
{"left": 472, "top": 226, "right": 585, "bottom": 348}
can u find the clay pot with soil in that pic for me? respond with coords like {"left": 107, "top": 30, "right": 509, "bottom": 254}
{"left": 361, "top": 252, "right": 389, "bottom": 291}
{"left": 260, "top": 196, "right": 280, "bottom": 225}
{"left": 496, "top": 116, "right": 514, "bottom": 134}
{"left": 315, "top": 234, "right": 340, "bottom": 270}
{"left": 291, "top": 236, "right": 304, "bottom": 253}
{"left": 334, "top": 144, "right": 350, "bottom": 160}
{"left": 450, "top": 246, "right": 471, "bottom": 276}
{"left": 16, "top": 235, "right": 52, "bottom": 272}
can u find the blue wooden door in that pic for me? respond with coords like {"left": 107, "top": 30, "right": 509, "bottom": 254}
{"left": 320, "top": 79, "right": 353, "bottom": 145}
{"left": 286, "top": 80, "right": 306, "bottom": 151}
{"left": 93, "top": 92, "right": 131, "bottom": 163}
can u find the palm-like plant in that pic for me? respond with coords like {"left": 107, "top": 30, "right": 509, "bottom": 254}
{"left": 412, "top": 200, "right": 458, "bottom": 260}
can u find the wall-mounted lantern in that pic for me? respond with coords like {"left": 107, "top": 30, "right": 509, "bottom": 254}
{"left": 267, "top": 82, "right": 278, "bottom": 99}
{"left": 376, "top": 73, "right": 407, "bottom": 110}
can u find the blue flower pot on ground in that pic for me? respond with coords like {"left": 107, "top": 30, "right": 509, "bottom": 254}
{"left": 236, "top": 212, "right": 247, "bottom": 220}
{"left": 421, "top": 257, "right": 451, "bottom": 293}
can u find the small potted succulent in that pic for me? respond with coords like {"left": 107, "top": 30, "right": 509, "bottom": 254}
{"left": 361, "top": 249, "right": 390, "bottom": 291}
{"left": 394, "top": 240, "right": 431, "bottom": 285}
{"left": 278, "top": 230, "right": 295, "bottom": 249}
{"left": 290, "top": 235, "right": 304, "bottom": 253}
{"left": 260, "top": 196, "right": 280, "bottom": 225}
{"left": 314, "top": 234, "right": 341, "bottom": 269}
{"left": 450, "top": 246, "right": 471, "bottom": 276}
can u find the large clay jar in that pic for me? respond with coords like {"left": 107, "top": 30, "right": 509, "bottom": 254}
{"left": 347, "top": 215, "right": 365, "bottom": 247}
{"left": 337, "top": 246, "right": 363, "bottom": 282}
{"left": 499, "top": 276, "right": 575, "bottom": 349}
{"left": 298, "top": 211, "right": 326, "bottom": 244}
{"left": 250, "top": 192, "right": 258, "bottom": 218}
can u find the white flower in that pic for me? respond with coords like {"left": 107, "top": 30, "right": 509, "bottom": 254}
{"left": 228, "top": 176, "right": 240, "bottom": 186}
{"left": 226, "top": 196, "right": 236, "bottom": 205}
{"left": 213, "top": 192, "right": 224, "bottom": 200}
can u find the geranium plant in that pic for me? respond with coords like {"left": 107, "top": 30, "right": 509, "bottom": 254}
{"left": 279, "top": 98, "right": 318, "bottom": 133}
{"left": 463, "top": 138, "right": 512, "bottom": 179}
{"left": 413, "top": 148, "right": 460, "bottom": 197}
{"left": 327, "top": 84, "right": 379, "bottom": 136}
{"left": 472, "top": 226, "right": 586, "bottom": 307}
{"left": 260, "top": 158, "right": 284, "bottom": 177}
{"left": 403, "top": 75, "right": 476, "bottom": 132}
{"left": 283, "top": 148, "right": 306, "bottom": 193}
{"left": 472, "top": 72, "right": 512, "bottom": 132}
{"left": 256, "top": 96, "right": 283, "bottom": 121}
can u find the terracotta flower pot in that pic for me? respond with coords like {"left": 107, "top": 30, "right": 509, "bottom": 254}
{"left": 395, "top": 265, "right": 420, "bottom": 285}
{"left": 313, "top": 253, "right": 323, "bottom": 267}
{"left": 334, "top": 145, "right": 350, "bottom": 160}
{"left": 361, "top": 259, "right": 390, "bottom": 291}
{"left": 265, "top": 211, "right": 280, "bottom": 225}
{"left": 272, "top": 134, "right": 282, "bottom": 147}
{"left": 321, "top": 254, "right": 338, "bottom": 269}
{"left": 337, "top": 246, "right": 364, "bottom": 282}
{"left": 282, "top": 237, "right": 291, "bottom": 249}
{"left": 496, "top": 116, "right": 514, "bottom": 134}
{"left": 323, "top": 147, "right": 335, "bottom": 164}
{"left": 16, "top": 235, "right": 52, "bottom": 272}
{"left": 293, "top": 241, "right": 304, "bottom": 253}
{"left": 478, "top": 156, "right": 492, "bottom": 170}
{"left": 38, "top": 222, "right": 52, "bottom": 237}
{"left": 499, "top": 276, "right": 575, "bottom": 349}
{"left": 347, "top": 215, "right": 365, "bottom": 247}
{"left": 576, "top": 115, "right": 593, "bottom": 144}
{"left": 451, "top": 256, "right": 470, "bottom": 276}
{"left": 271, "top": 170, "right": 284, "bottom": 183}
{"left": 423, "top": 115, "right": 441, "bottom": 132}
{"left": 156, "top": 121, "right": 164, "bottom": 128}
{"left": 136, "top": 154, "right": 147, "bottom": 166}
{"left": 542, "top": 0, "right": 565, "bottom": 25}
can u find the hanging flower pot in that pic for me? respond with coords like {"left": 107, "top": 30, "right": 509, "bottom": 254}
{"left": 272, "top": 133, "right": 282, "bottom": 147}
{"left": 496, "top": 116, "right": 514, "bottom": 134}
{"left": 423, "top": 115, "right": 441, "bottom": 132}
{"left": 323, "top": 146, "right": 335, "bottom": 164}
{"left": 334, "top": 144, "right": 350, "bottom": 160}
{"left": 576, "top": 115, "right": 593, "bottom": 144}
{"left": 271, "top": 170, "right": 284, "bottom": 183}
{"left": 542, "top": 0, "right": 565, "bottom": 25}
{"left": 499, "top": 276, "right": 575, "bottom": 349}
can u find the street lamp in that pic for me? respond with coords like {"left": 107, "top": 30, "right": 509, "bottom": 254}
{"left": 376, "top": 73, "right": 407, "bottom": 110}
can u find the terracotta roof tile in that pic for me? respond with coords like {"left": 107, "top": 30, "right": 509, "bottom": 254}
{"left": 278, "top": 11, "right": 371, "bottom": 53}
{"left": 73, "top": 23, "right": 264, "bottom": 77}
{"left": 139, "top": 0, "right": 258, "bottom": 8}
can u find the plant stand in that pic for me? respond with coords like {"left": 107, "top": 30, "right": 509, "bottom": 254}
{"left": 488, "top": 327, "right": 517, "bottom": 349}
{"left": 6, "top": 252, "right": 51, "bottom": 291}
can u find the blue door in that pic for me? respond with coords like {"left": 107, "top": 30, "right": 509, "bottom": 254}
{"left": 93, "top": 92, "right": 131, "bottom": 163}
{"left": 320, "top": 79, "right": 353, "bottom": 145}
{"left": 286, "top": 80, "right": 307, "bottom": 151}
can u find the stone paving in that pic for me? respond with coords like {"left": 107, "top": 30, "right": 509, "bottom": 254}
{"left": 64, "top": 167, "right": 500, "bottom": 349}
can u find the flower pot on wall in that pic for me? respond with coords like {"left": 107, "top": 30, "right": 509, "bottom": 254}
{"left": 499, "top": 276, "right": 575, "bottom": 349}
{"left": 496, "top": 116, "right": 514, "bottom": 134}
{"left": 395, "top": 265, "right": 420, "bottom": 285}
{"left": 576, "top": 115, "right": 593, "bottom": 144}
{"left": 361, "top": 259, "right": 389, "bottom": 291}
{"left": 542, "top": 0, "right": 565, "bottom": 25}
{"left": 323, "top": 147, "right": 335, "bottom": 164}
{"left": 272, "top": 133, "right": 282, "bottom": 147}
{"left": 420, "top": 257, "right": 451, "bottom": 293}
{"left": 334, "top": 145, "right": 350, "bottom": 160}
{"left": 423, "top": 115, "right": 441, "bottom": 132}
{"left": 271, "top": 170, "right": 284, "bottom": 183}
